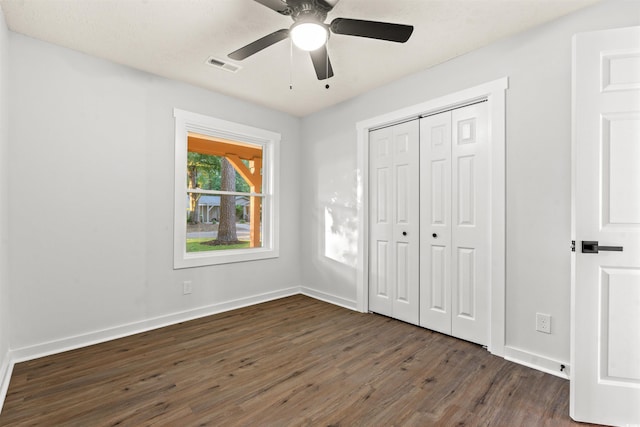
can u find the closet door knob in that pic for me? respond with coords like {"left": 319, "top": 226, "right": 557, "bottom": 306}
{"left": 432, "top": 233, "right": 438, "bottom": 238}
{"left": 402, "top": 231, "right": 407, "bottom": 236}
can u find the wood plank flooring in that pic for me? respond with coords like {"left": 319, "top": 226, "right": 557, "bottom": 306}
{"left": 0, "top": 295, "right": 596, "bottom": 426}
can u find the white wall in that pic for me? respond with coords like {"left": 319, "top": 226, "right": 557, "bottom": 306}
{"left": 7, "top": 33, "right": 302, "bottom": 354}
{"left": 300, "top": 0, "right": 640, "bottom": 369}
{"left": 0, "top": 7, "right": 11, "bottom": 381}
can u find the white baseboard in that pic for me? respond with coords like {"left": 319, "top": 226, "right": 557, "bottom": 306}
{"left": 300, "top": 287, "right": 358, "bottom": 311}
{"left": 504, "top": 345, "right": 570, "bottom": 379}
{"left": 0, "top": 350, "right": 13, "bottom": 414}
{"left": 10, "top": 286, "right": 300, "bottom": 364}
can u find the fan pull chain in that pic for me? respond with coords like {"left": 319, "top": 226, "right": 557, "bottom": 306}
{"left": 326, "top": 46, "right": 329, "bottom": 86}
{"left": 289, "top": 39, "right": 293, "bottom": 90}
{"left": 325, "top": 42, "right": 330, "bottom": 89}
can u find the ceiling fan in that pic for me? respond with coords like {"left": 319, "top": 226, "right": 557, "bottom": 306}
{"left": 228, "top": 0, "right": 414, "bottom": 80}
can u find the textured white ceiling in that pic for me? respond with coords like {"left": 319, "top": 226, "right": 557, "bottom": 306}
{"left": 1, "top": 0, "right": 600, "bottom": 116}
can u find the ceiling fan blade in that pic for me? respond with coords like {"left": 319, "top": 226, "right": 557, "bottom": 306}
{"left": 228, "top": 29, "right": 289, "bottom": 61}
{"left": 309, "top": 45, "right": 334, "bottom": 80}
{"left": 253, "top": 0, "right": 292, "bottom": 15}
{"left": 330, "top": 18, "right": 413, "bottom": 43}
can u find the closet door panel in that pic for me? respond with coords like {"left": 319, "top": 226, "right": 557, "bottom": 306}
{"left": 369, "top": 129, "right": 393, "bottom": 316}
{"left": 420, "top": 112, "right": 452, "bottom": 334}
{"left": 430, "top": 245, "right": 447, "bottom": 310}
{"left": 431, "top": 160, "right": 447, "bottom": 224}
{"left": 369, "top": 121, "right": 420, "bottom": 325}
{"left": 456, "top": 247, "right": 477, "bottom": 318}
{"left": 391, "top": 122, "right": 420, "bottom": 325}
{"left": 396, "top": 242, "right": 410, "bottom": 302}
{"left": 375, "top": 241, "right": 390, "bottom": 298}
{"left": 451, "top": 103, "right": 490, "bottom": 345}
{"left": 456, "top": 155, "right": 476, "bottom": 226}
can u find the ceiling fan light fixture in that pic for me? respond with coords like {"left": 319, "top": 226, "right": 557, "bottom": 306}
{"left": 290, "top": 22, "right": 328, "bottom": 51}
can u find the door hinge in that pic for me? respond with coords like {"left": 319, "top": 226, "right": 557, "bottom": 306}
{"left": 571, "top": 240, "right": 576, "bottom": 252}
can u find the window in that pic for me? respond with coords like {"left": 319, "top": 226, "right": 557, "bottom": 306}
{"left": 174, "top": 109, "right": 279, "bottom": 268}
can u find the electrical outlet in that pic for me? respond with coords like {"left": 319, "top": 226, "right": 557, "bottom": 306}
{"left": 536, "top": 313, "right": 551, "bottom": 334}
{"left": 183, "top": 281, "right": 193, "bottom": 295}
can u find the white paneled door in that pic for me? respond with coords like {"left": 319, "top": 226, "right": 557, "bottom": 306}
{"left": 369, "top": 120, "right": 420, "bottom": 325}
{"left": 419, "top": 111, "right": 452, "bottom": 334}
{"left": 571, "top": 26, "right": 640, "bottom": 426}
{"left": 420, "top": 103, "right": 490, "bottom": 346}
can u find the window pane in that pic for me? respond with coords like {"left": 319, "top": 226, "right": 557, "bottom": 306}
{"left": 188, "top": 133, "right": 263, "bottom": 193}
{"left": 186, "top": 195, "right": 263, "bottom": 253}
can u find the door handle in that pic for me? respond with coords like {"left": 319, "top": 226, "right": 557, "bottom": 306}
{"left": 581, "top": 241, "right": 623, "bottom": 253}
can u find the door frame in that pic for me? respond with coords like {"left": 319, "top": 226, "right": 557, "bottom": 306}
{"left": 355, "top": 77, "right": 508, "bottom": 356}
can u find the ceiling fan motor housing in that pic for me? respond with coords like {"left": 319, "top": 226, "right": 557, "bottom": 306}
{"left": 290, "top": 1, "right": 329, "bottom": 23}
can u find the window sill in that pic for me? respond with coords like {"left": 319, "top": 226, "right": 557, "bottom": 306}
{"left": 174, "top": 247, "right": 279, "bottom": 269}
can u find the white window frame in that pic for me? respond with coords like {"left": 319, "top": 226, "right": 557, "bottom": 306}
{"left": 173, "top": 108, "right": 280, "bottom": 268}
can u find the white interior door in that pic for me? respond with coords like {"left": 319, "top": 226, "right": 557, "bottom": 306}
{"left": 451, "top": 103, "right": 490, "bottom": 346}
{"left": 572, "top": 26, "right": 640, "bottom": 426}
{"left": 369, "top": 120, "right": 420, "bottom": 325}
{"left": 419, "top": 102, "right": 490, "bottom": 346}
{"left": 420, "top": 111, "right": 452, "bottom": 335}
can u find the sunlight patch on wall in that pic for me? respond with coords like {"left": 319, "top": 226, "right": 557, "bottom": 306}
{"left": 324, "top": 203, "right": 357, "bottom": 267}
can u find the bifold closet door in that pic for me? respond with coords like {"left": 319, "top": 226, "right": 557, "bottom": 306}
{"left": 420, "top": 102, "right": 490, "bottom": 346}
{"left": 369, "top": 120, "right": 420, "bottom": 325}
{"left": 419, "top": 111, "right": 453, "bottom": 334}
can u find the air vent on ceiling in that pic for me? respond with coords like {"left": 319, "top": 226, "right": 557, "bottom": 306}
{"left": 206, "top": 56, "right": 241, "bottom": 73}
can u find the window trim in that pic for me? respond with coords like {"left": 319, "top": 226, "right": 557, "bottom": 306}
{"left": 173, "top": 108, "right": 280, "bottom": 268}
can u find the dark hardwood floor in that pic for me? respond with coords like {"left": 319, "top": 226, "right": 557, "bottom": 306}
{"left": 0, "top": 295, "right": 595, "bottom": 426}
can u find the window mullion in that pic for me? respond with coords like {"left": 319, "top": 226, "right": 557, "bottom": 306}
{"left": 187, "top": 189, "right": 264, "bottom": 197}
